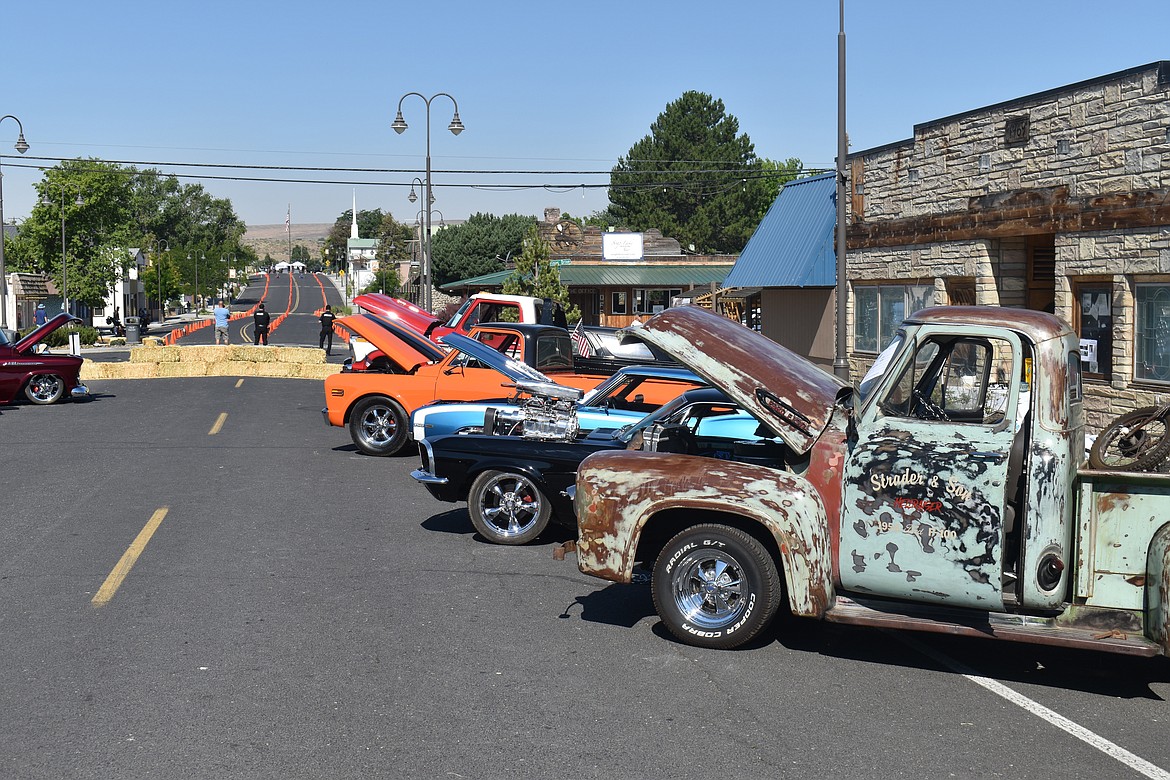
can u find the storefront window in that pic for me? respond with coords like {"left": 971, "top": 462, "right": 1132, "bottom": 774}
{"left": 633, "top": 288, "right": 682, "bottom": 314}
{"left": 611, "top": 291, "right": 627, "bottom": 315}
{"left": 1136, "top": 284, "right": 1170, "bottom": 382}
{"left": 855, "top": 284, "right": 933, "bottom": 353}
{"left": 1074, "top": 284, "right": 1112, "bottom": 380}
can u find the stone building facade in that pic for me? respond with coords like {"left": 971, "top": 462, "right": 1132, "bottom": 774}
{"left": 846, "top": 61, "right": 1170, "bottom": 429}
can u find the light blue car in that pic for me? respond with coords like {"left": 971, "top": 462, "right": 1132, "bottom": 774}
{"left": 411, "top": 364, "right": 705, "bottom": 443}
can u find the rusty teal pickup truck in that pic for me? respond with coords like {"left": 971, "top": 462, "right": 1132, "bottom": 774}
{"left": 572, "top": 305, "right": 1170, "bottom": 656}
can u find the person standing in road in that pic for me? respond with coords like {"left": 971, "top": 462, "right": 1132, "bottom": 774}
{"left": 319, "top": 306, "right": 337, "bottom": 355}
{"left": 253, "top": 302, "right": 271, "bottom": 345}
{"left": 213, "top": 300, "right": 231, "bottom": 345}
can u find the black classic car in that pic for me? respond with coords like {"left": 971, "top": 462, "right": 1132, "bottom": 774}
{"left": 412, "top": 386, "right": 781, "bottom": 545}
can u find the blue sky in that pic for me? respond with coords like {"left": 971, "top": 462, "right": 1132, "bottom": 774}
{"left": 1, "top": 1, "right": 1167, "bottom": 229}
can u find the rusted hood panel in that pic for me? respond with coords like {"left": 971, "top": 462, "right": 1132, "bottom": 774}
{"left": 630, "top": 307, "right": 850, "bottom": 454}
{"left": 337, "top": 315, "right": 432, "bottom": 373}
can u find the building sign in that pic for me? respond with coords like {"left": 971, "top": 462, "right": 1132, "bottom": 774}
{"left": 1004, "top": 115, "right": 1030, "bottom": 146}
{"left": 602, "top": 232, "right": 644, "bottom": 261}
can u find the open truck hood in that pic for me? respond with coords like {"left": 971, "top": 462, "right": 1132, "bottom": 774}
{"left": 12, "top": 313, "right": 81, "bottom": 354}
{"left": 628, "top": 306, "right": 850, "bottom": 455}
{"left": 337, "top": 314, "right": 444, "bottom": 373}
{"left": 354, "top": 293, "right": 443, "bottom": 337}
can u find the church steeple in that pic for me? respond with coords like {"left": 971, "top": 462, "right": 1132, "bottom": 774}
{"left": 350, "top": 190, "right": 359, "bottom": 239}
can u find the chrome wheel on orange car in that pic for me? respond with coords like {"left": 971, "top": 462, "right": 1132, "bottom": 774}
{"left": 349, "top": 396, "right": 408, "bottom": 456}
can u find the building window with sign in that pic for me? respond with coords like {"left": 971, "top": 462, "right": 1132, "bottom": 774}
{"left": 1073, "top": 283, "right": 1112, "bottom": 381}
{"left": 854, "top": 284, "right": 933, "bottom": 353}
{"left": 611, "top": 291, "right": 627, "bottom": 315}
{"left": 1136, "top": 284, "right": 1170, "bottom": 382}
{"left": 634, "top": 288, "right": 683, "bottom": 314}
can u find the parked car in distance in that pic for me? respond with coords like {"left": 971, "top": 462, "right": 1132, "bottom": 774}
{"left": 0, "top": 313, "right": 90, "bottom": 405}
{"left": 412, "top": 387, "right": 776, "bottom": 545}
{"left": 411, "top": 364, "right": 706, "bottom": 443}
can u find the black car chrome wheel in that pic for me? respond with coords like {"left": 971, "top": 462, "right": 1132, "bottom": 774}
{"left": 468, "top": 470, "right": 551, "bottom": 545}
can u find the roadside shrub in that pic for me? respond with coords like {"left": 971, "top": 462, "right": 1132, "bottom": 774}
{"left": 42, "top": 325, "right": 100, "bottom": 347}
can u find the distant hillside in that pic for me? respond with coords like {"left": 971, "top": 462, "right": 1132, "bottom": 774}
{"left": 243, "top": 223, "right": 332, "bottom": 263}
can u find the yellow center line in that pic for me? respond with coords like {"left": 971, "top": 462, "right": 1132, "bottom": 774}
{"left": 234, "top": 379, "right": 244, "bottom": 388}
{"left": 92, "top": 507, "right": 169, "bottom": 607}
{"left": 209, "top": 412, "right": 228, "bottom": 435}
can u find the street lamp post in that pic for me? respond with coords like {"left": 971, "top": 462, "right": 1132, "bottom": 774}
{"left": 188, "top": 251, "right": 205, "bottom": 311}
{"left": 0, "top": 115, "right": 30, "bottom": 330}
{"left": 42, "top": 183, "right": 84, "bottom": 315}
{"left": 392, "top": 91, "right": 463, "bottom": 313}
{"left": 147, "top": 239, "right": 170, "bottom": 324}
{"left": 410, "top": 207, "right": 445, "bottom": 305}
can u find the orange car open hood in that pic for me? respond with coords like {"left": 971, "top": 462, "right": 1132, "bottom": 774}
{"left": 629, "top": 306, "right": 851, "bottom": 455}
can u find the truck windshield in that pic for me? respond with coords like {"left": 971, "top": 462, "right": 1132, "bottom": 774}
{"left": 444, "top": 298, "right": 476, "bottom": 329}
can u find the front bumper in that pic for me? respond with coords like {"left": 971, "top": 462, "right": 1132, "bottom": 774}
{"left": 70, "top": 384, "right": 90, "bottom": 400}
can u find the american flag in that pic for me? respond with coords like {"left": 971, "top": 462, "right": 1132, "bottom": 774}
{"left": 571, "top": 320, "right": 592, "bottom": 357}
{"left": 285, "top": 206, "right": 290, "bottom": 233}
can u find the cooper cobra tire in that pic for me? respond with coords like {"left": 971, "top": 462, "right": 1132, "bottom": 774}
{"left": 1089, "top": 406, "right": 1170, "bottom": 472}
{"left": 652, "top": 524, "right": 782, "bottom": 650}
{"left": 24, "top": 374, "right": 65, "bottom": 405}
{"left": 467, "top": 469, "right": 551, "bottom": 545}
{"left": 349, "top": 396, "right": 409, "bottom": 456}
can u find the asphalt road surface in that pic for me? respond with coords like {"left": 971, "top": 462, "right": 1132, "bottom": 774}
{"left": 174, "top": 272, "right": 346, "bottom": 348}
{"left": 2, "top": 378, "right": 1169, "bottom": 779}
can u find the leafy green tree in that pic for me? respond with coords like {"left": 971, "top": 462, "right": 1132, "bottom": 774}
{"left": 8, "top": 158, "right": 250, "bottom": 309}
{"left": 290, "top": 244, "right": 311, "bottom": 262}
{"left": 377, "top": 213, "right": 414, "bottom": 265}
{"left": 608, "top": 91, "right": 783, "bottom": 254}
{"left": 142, "top": 250, "right": 183, "bottom": 306}
{"left": 429, "top": 213, "right": 535, "bottom": 287}
{"left": 759, "top": 157, "right": 805, "bottom": 217}
{"left": 500, "top": 226, "right": 581, "bottom": 323}
{"left": 326, "top": 208, "right": 384, "bottom": 249}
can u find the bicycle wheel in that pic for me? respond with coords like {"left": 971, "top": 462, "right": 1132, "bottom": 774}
{"left": 1089, "top": 406, "right": 1170, "bottom": 471}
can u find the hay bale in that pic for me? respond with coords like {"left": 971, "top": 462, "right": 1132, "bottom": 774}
{"left": 131, "top": 346, "right": 181, "bottom": 363}
{"left": 274, "top": 346, "right": 325, "bottom": 364}
{"left": 157, "top": 361, "right": 208, "bottom": 378}
{"left": 231, "top": 345, "right": 278, "bottom": 363}
{"left": 298, "top": 363, "right": 342, "bottom": 380}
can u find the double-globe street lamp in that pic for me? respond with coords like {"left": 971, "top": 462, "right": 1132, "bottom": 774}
{"left": 0, "top": 114, "right": 29, "bottom": 330}
{"left": 392, "top": 92, "right": 463, "bottom": 313}
{"left": 146, "top": 239, "right": 170, "bottom": 324}
{"left": 41, "top": 183, "right": 84, "bottom": 315}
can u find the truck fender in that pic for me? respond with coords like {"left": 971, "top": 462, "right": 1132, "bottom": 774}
{"left": 1147, "top": 523, "right": 1170, "bottom": 655}
{"left": 575, "top": 451, "right": 835, "bottom": 618}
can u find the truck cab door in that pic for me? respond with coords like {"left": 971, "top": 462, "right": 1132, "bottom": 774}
{"left": 841, "top": 328, "right": 1025, "bottom": 612}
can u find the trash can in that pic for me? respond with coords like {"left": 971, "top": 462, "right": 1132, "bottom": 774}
{"left": 124, "top": 316, "right": 142, "bottom": 344}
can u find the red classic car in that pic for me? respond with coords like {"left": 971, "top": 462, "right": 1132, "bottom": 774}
{"left": 0, "top": 313, "right": 90, "bottom": 405}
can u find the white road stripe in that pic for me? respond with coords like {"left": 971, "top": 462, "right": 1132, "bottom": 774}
{"left": 900, "top": 634, "right": 1170, "bottom": 779}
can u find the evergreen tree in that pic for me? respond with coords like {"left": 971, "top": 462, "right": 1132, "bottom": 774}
{"left": 608, "top": 92, "right": 788, "bottom": 254}
{"left": 500, "top": 226, "right": 580, "bottom": 324}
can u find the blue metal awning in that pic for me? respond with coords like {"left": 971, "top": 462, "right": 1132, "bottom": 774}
{"left": 723, "top": 172, "right": 836, "bottom": 288}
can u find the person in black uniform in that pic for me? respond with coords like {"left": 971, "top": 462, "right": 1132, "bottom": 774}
{"left": 253, "top": 302, "right": 271, "bottom": 345}
{"left": 319, "top": 305, "right": 337, "bottom": 354}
